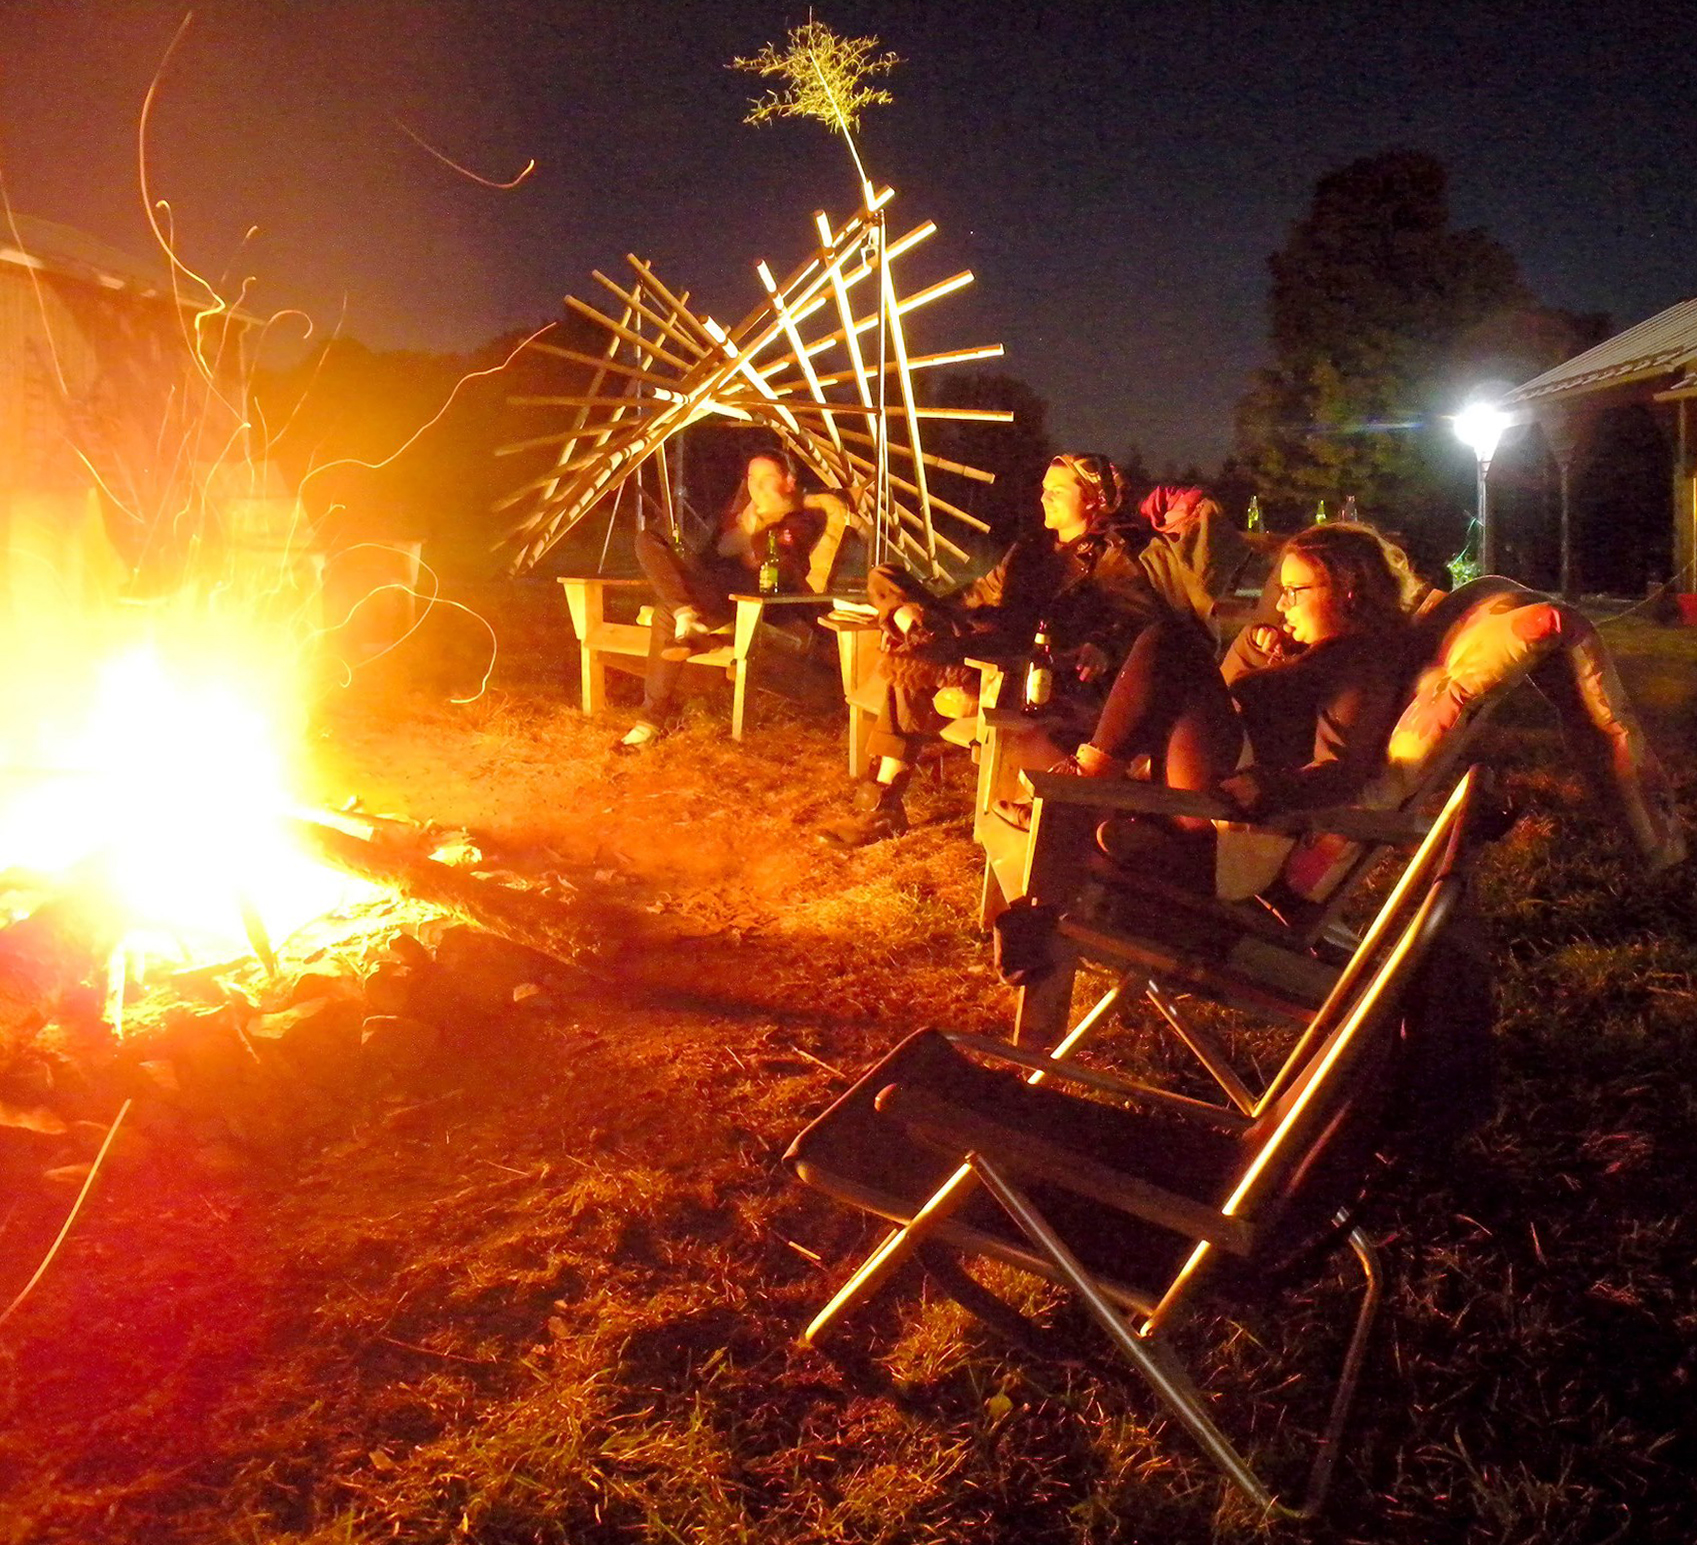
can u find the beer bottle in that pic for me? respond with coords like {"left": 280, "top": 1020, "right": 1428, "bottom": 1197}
{"left": 1341, "top": 495, "right": 1359, "bottom": 521}
{"left": 1245, "top": 495, "right": 1263, "bottom": 533}
{"left": 1023, "top": 619, "right": 1055, "bottom": 712}
{"left": 758, "top": 530, "right": 781, "bottom": 595}
{"left": 1314, "top": 498, "right": 1329, "bottom": 524}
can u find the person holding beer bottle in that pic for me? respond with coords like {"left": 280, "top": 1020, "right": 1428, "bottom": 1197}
{"left": 619, "top": 448, "right": 835, "bottom": 753}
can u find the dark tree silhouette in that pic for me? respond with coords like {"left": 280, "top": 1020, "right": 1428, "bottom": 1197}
{"left": 1235, "top": 150, "right": 1595, "bottom": 558}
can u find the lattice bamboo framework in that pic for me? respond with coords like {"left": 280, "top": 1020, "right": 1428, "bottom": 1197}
{"left": 497, "top": 186, "right": 1009, "bottom": 580}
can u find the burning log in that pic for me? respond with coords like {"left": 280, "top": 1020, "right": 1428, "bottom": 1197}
{"left": 288, "top": 816, "right": 599, "bottom": 968}
{"left": 0, "top": 873, "right": 122, "bottom": 1047}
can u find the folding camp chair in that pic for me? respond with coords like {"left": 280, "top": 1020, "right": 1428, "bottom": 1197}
{"left": 787, "top": 767, "right": 1500, "bottom": 1518}
{"left": 998, "top": 576, "right": 1685, "bottom": 1049}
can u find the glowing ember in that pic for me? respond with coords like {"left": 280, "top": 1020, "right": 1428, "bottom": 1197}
{"left": 0, "top": 635, "right": 375, "bottom": 974}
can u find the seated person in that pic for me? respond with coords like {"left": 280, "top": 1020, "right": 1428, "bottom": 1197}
{"left": 1023, "top": 521, "right": 1422, "bottom": 889}
{"left": 618, "top": 449, "right": 840, "bottom": 752}
{"left": 820, "top": 453, "right": 1194, "bottom": 848}
{"left": 1138, "top": 483, "right": 1254, "bottom": 608}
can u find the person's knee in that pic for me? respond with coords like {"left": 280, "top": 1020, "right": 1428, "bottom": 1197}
{"left": 866, "top": 564, "right": 915, "bottom": 611}
{"left": 633, "top": 527, "right": 673, "bottom": 579}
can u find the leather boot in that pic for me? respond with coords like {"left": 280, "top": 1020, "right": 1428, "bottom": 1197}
{"left": 818, "top": 777, "right": 910, "bottom": 848}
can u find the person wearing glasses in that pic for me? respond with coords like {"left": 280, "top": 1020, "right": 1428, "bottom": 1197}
{"left": 820, "top": 452, "right": 1201, "bottom": 848}
{"left": 1020, "top": 521, "right": 1422, "bottom": 886}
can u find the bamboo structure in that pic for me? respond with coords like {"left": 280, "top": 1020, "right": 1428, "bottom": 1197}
{"left": 497, "top": 189, "right": 1009, "bottom": 581}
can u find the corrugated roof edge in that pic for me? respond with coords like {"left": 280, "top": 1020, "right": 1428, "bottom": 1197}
{"left": 0, "top": 213, "right": 256, "bottom": 324}
{"left": 1506, "top": 296, "right": 1697, "bottom": 406}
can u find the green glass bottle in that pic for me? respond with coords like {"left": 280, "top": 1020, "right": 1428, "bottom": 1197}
{"left": 1314, "top": 498, "right": 1329, "bottom": 524}
{"left": 758, "top": 530, "right": 781, "bottom": 594}
{"left": 1245, "top": 495, "right": 1263, "bottom": 533}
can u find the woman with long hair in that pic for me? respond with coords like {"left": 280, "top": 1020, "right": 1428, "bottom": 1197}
{"left": 1014, "top": 521, "right": 1422, "bottom": 882}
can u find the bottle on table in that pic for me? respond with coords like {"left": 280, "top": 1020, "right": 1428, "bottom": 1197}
{"left": 758, "top": 531, "right": 781, "bottom": 595}
{"left": 1341, "top": 495, "right": 1359, "bottom": 521}
{"left": 1314, "top": 498, "right": 1329, "bottom": 524}
{"left": 1023, "top": 619, "right": 1055, "bottom": 713}
{"left": 1245, "top": 495, "right": 1263, "bottom": 533}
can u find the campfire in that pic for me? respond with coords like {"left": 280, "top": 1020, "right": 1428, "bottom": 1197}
{"left": 0, "top": 629, "right": 377, "bottom": 1003}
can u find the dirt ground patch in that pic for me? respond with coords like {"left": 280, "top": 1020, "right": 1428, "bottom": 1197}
{"left": 2, "top": 607, "right": 1696, "bottom": 1544}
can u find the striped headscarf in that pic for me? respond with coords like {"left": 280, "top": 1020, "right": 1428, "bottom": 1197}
{"left": 1049, "top": 453, "right": 1127, "bottom": 531}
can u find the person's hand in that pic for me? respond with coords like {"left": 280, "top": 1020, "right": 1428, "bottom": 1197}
{"left": 893, "top": 602, "right": 925, "bottom": 637}
{"left": 1073, "top": 640, "right": 1112, "bottom": 683}
{"left": 1218, "top": 767, "right": 1265, "bottom": 814}
{"left": 1247, "top": 623, "right": 1292, "bottom": 662}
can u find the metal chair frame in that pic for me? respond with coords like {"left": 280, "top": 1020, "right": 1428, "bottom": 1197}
{"left": 789, "top": 768, "right": 1494, "bottom": 1518}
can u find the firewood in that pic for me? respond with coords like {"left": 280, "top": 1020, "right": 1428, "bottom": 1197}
{"left": 287, "top": 818, "right": 593, "bottom": 967}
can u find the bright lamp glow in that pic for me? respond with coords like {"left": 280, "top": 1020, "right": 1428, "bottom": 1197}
{"left": 1453, "top": 400, "right": 1509, "bottom": 464}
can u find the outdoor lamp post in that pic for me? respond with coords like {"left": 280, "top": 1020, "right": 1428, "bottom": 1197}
{"left": 1453, "top": 400, "right": 1510, "bottom": 576}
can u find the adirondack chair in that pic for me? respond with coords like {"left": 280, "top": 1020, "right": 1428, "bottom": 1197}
{"left": 991, "top": 577, "right": 1685, "bottom": 1047}
{"left": 787, "top": 767, "right": 1501, "bottom": 1518}
{"left": 559, "top": 492, "right": 854, "bottom": 740}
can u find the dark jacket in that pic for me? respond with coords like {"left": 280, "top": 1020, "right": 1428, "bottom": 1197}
{"left": 953, "top": 525, "right": 1179, "bottom": 660}
{"left": 1224, "top": 626, "right": 1416, "bottom": 813}
{"left": 705, "top": 498, "right": 828, "bottom": 593}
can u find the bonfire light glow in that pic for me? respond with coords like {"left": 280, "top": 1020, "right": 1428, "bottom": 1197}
{"left": 0, "top": 631, "right": 376, "bottom": 984}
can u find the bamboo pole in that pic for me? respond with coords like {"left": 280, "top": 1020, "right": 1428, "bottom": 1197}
{"left": 760, "top": 271, "right": 978, "bottom": 387}
{"left": 564, "top": 295, "right": 695, "bottom": 374}
{"left": 834, "top": 443, "right": 986, "bottom": 541}
{"left": 814, "top": 209, "right": 883, "bottom": 556}
{"left": 837, "top": 425, "right": 998, "bottom": 483}
{"left": 717, "top": 186, "right": 895, "bottom": 355}
{"left": 532, "top": 299, "right": 633, "bottom": 510}
{"left": 758, "top": 257, "right": 849, "bottom": 469}
{"left": 622, "top": 256, "right": 725, "bottom": 353}
{"left": 653, "top": 437, "right": 676, "bottom": 542}
{"left": 747, "top": 218, "right": 934, "bottom": 380}
{"left": 879, "top": 257, "right": 935, "bottom": 563}
{"left": 589, "top": 270, "right": 711, "bottom": 360}
{"left": 780, "top": 344, "right": 1005, "bottom": 395}
{"left": 526, "top": 341, "right": 689, "bottom": 394}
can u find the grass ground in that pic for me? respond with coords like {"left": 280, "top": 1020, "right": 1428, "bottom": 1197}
{"left": 0, "top": 604, "right": 1694, "bottom": 1544}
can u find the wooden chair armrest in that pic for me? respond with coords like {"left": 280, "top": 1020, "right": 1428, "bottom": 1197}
{"left": 558, "top": 576, "right": 648, "bottom": 589}
{"left": 872, "top": 1082, "right": 1253, "bottom": 1254}
{"left": 940, "top": 1033, "right": 1251, "bottom": 1130}
{"left": 1024, "top": 770, "right": 1236, "bottom": 821}
{"left": 818, "top": 613, "right": 882, "bottom": 634}
{"left": 1281, "top": 806, "right": 1433, "bottom": 843}
{"left": 1022, "top": 771, "right": 1434, "bottom": 845}
{"left": 983, "top": 705, "right": 1055, "bottom": 731}
{"left": 726, "top": 591, "right": 840, "bottom": 608}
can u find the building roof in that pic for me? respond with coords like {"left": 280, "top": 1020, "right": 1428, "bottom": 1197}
{"left": 0, "top": 214, "right": 180, "bottom": 301}
{"left": 1505, "top": 296, "right": 1697, "bottom": 409}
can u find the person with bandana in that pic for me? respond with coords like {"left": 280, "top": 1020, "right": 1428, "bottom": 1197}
{"left": 1137, "top": 483, "right": 1254, "bottom": 615}
{"left": 820, "top": 453, "right": 1202, "bottom": 848}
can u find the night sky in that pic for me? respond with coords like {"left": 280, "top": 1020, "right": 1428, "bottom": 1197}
{"left": 1, "top": 1, "right": 1691, "bottom": 469}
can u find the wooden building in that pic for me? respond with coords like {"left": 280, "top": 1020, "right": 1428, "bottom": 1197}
{"left": 0, "top": 215, "right": 299, "bottom": 628}
{"left": 1504, "top": 297, "right": 1697, "bottom": 596}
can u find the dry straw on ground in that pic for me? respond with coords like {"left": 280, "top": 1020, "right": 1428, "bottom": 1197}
{"left": 1, "top": 614, "right": 1695, "bottom": 1543}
